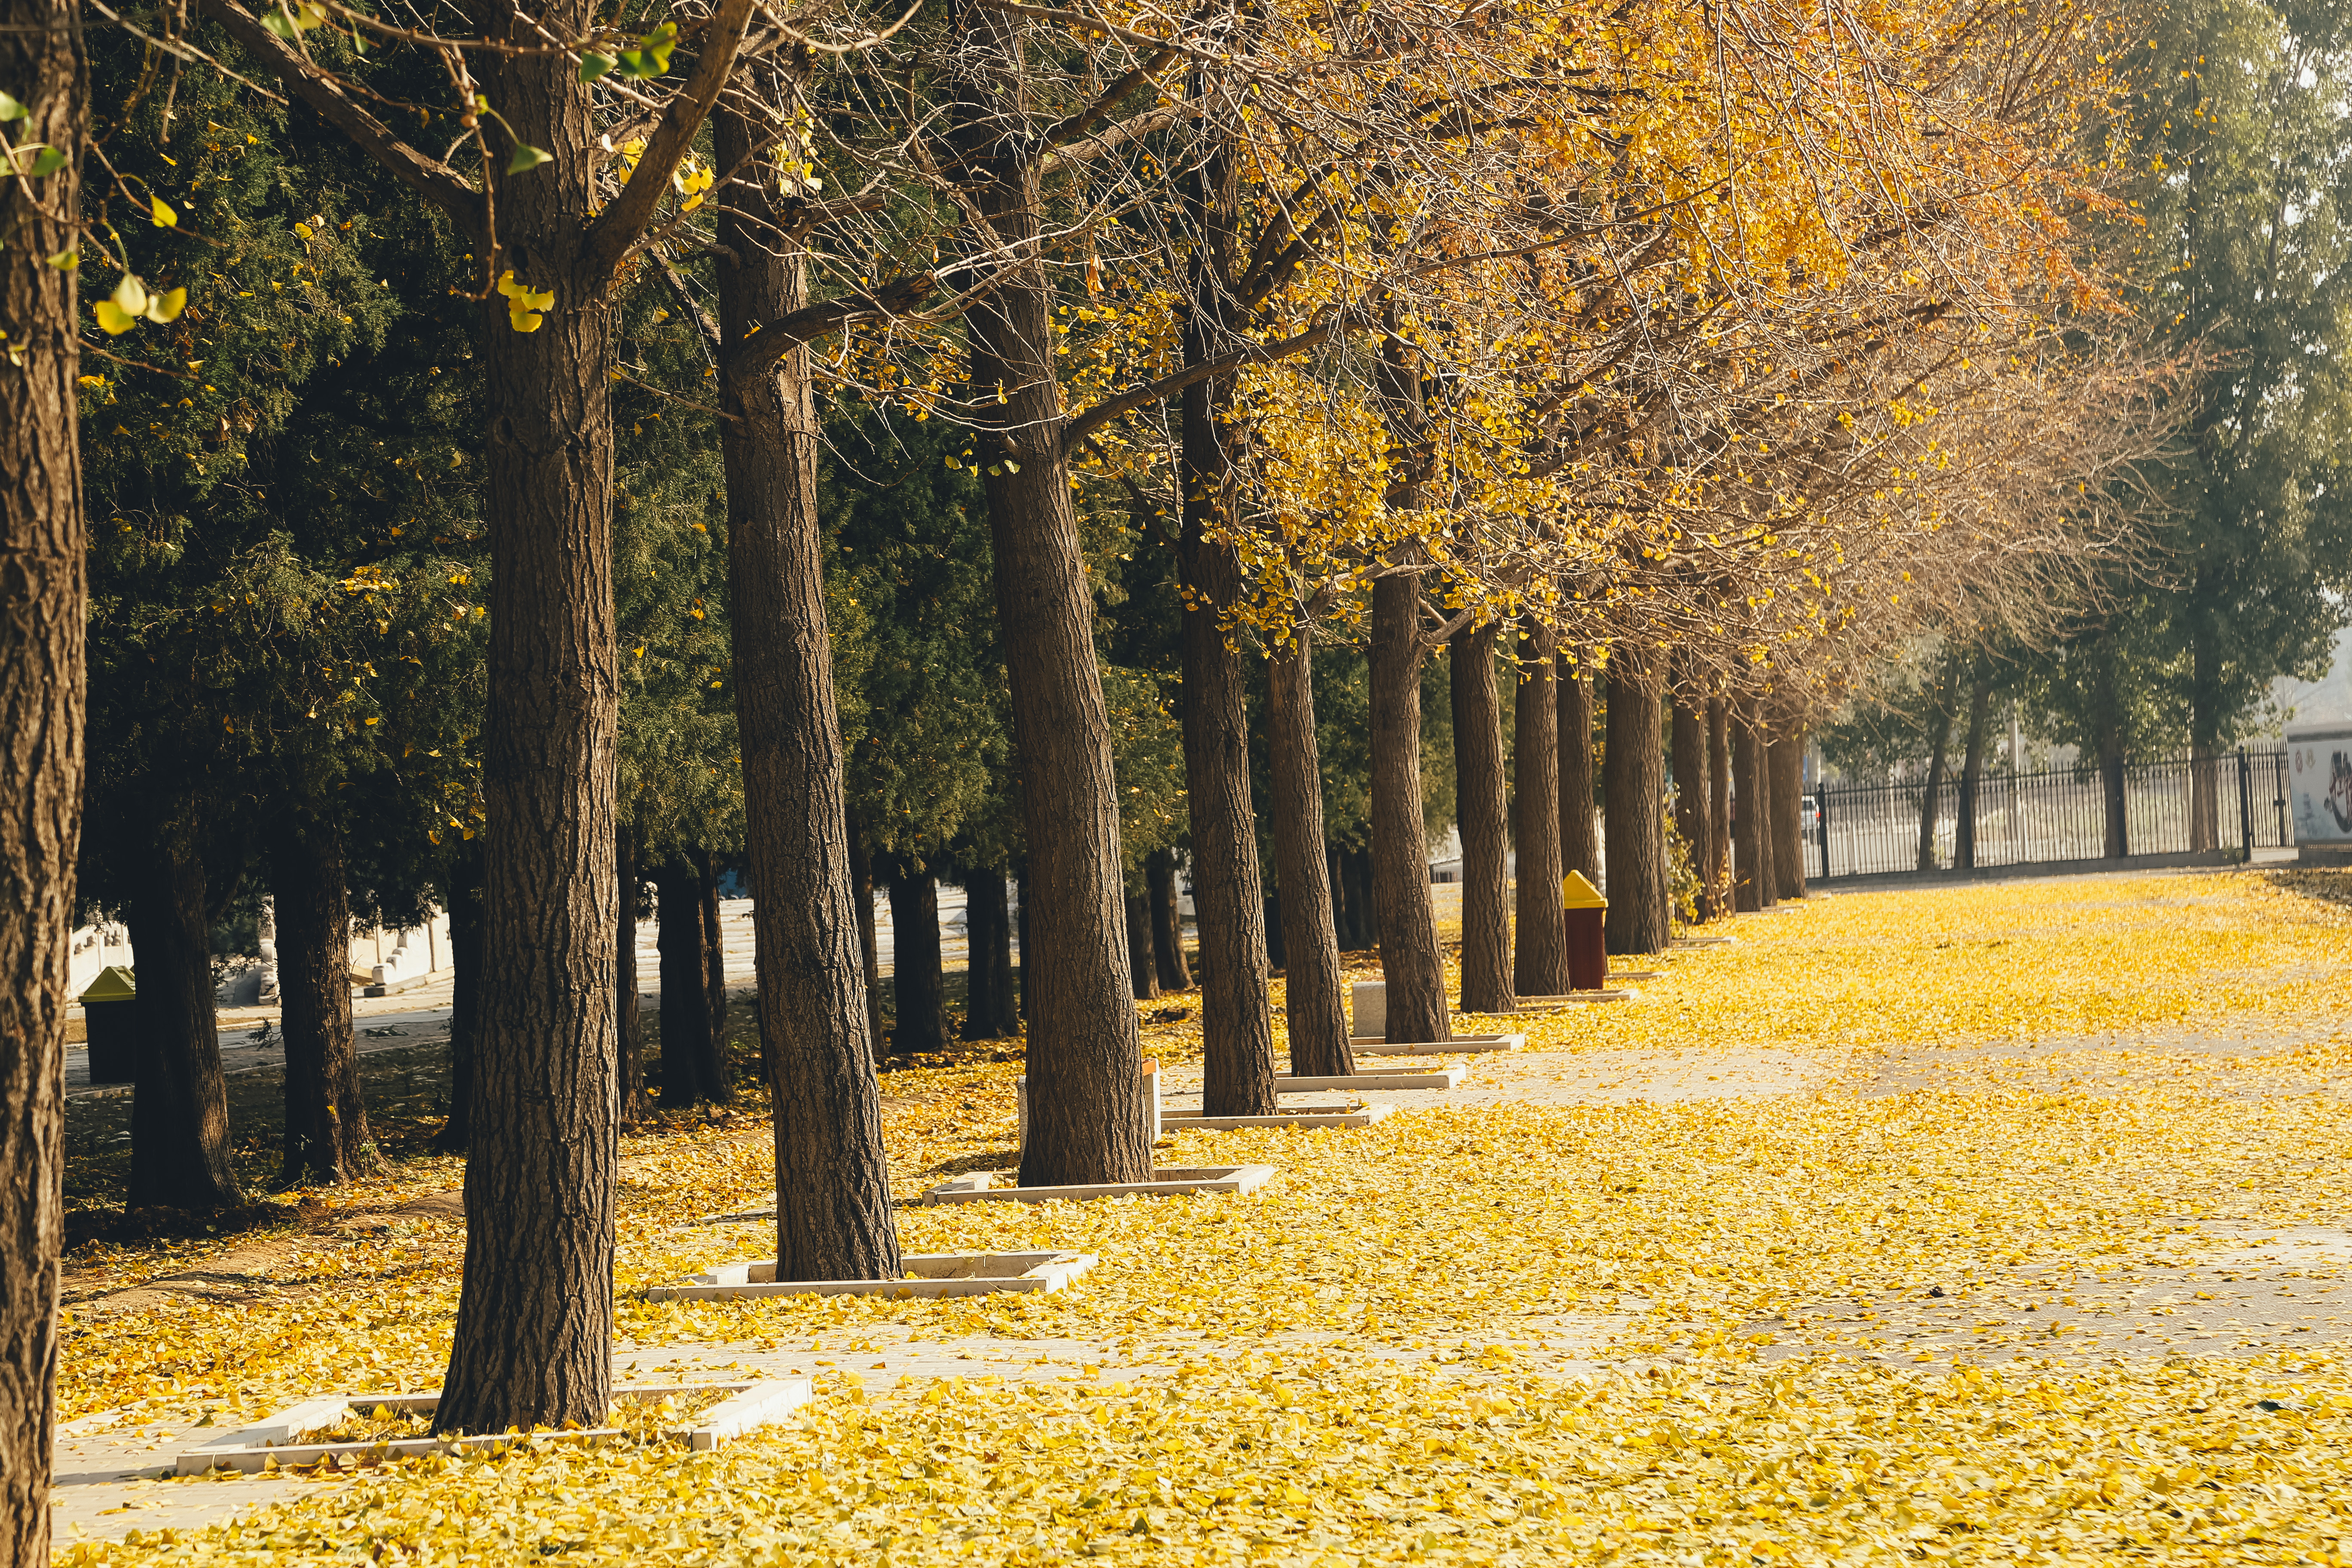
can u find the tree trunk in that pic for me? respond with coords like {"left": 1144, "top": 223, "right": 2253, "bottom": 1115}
{"left": 0, "top": 1, "right": 84, "bottom": 1539}
{"left": 1124, "top": 890, "right": 1160, "bottom": 1001}
{"left": 1511, "top": 625, "right": 1568, "bottom": 996}
{"left": 1325, "top": 845, "right": 1351, "bottom": 949}
{"left": 1176, "top": 530, "right": 1277, "bottom": 1116}
{"left": 1706, "top": 696, "right": 1732, "bottom": 919}
{"left": 655, "top": 859, "right": 720, "bottom": 1102}
{"left": 615, "top": 829, "right": 647, "bottom": 1123}
{"left": 1671, "top": 681, "right": 1710, "bottom": 921}
{"left": 952, "top": 0, "right": 1149, "bottom": 1184}
{"left": 1559, "top": 657, "right": 1601, "bottom": 883}
{"left": 1369, "top": 564, "right": 1450, "bottom": 1044}
{"left": 697, "top": 848, "right": 726, "bottom": 1063}
{"left": 2188, "top": 629, "right": 2220, "bottom": 852}
{"left": 885, "top": 867, "right": 948, "bottom": 1054}
{"left": 271, "top": 815, "right": 375, "bottom": 1185}
{"left": 1753, "top": 710, "right": 1780, "bottom": 906}
{"left": 1956, "top": 672, "right": 1993, "bottom": 871}
{"left": 1262, "top": 631, "right": 1350, "bottom": 1075}
{"left": 126, "top": 835, "right": 241, "bottom": 1213}
{"left": 1603, "top": 653, "right": 1669, "bottom": 953}
{"left": 1145, "top": 849, "right": 1191, "bottom": 991}
{"left": 1769, "top": 726, "right": 1806, "bottom": 900}
{"left": 1917, "top": 702, "right": 1953, "bottom": 872}
{"left": 434, "top": 845, "right": 484, "bottom": 1153}
{"left": 1174, "top": 62, "right": 1277, "bottom": 1115}
{"left": 1449, "top": 622, "right": 1513, "bottom": 1014}
{"left": 436, "top": 0, "right": 623, "bottom": 1436}
{"left": 1347, "top": 846, "right": 1380, "bottom": 950}
{"left": 713, "top": 83, "right": 903, "bottom": 1275}
{"left": 845, "top": 812, "right": 886, "bottom": 1063}
{"left": 2100, "top": 728, "right": 2129, "bottom": 858}
{"left": 963, "top": 867, "right": 1020, "bottom": 1038}
{"left": 1733, "top": 707, "right": 1766, "bottom": 912}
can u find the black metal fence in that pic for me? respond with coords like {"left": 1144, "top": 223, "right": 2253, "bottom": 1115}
{"left": 1812, "top": 749, "right": 2292, "bottom": 879}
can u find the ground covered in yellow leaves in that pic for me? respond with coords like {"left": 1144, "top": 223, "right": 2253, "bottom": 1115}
{"left": 56, "top": 870, "right": 2352, "bottom": 1565}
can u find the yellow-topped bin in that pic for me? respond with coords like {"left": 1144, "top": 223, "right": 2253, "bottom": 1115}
{"left": 80, "top": 965, "right": 139, "bottom": 1084}
{"left": 1563, "top": 873, "right": 1608, "bottom": 988}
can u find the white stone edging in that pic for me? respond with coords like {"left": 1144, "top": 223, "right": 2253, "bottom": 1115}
{"left": 648, "top": 1250, "right": 1097, "bottom": 1301}
{"left": 175, "top": 1380, "right": 811, "bottom": 1474}
{"left": 921, "top": 1164, "right": 1275, "bottom": 1204}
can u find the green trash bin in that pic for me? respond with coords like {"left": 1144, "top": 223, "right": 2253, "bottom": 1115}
{"left": 80, "top": 965, "right": 140, "bottom": 1084}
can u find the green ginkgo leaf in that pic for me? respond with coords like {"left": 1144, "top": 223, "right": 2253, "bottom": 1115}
{"left": 506, "top": 143, "right": 552, "bottom": 175}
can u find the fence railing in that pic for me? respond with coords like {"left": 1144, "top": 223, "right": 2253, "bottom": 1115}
{"left": 1812, "top": 749, "right": 2291, "bottom": 879}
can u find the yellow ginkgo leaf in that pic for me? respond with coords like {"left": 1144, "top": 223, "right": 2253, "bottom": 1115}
{"left": 150, "top": 196, "right": 178, "bottom": 228}
{"left": 110, "top": 274, "right": 149, "bottom": 316}
{"left": 144, "top": 287, "right": 187, "bottom": 324}
{"left": 93, "top": 299, "right": 138, "bottom": 335}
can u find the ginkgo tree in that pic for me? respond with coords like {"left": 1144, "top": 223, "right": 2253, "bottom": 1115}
{"left": 0, "top": 0, "right": 81, "bottom": 1552}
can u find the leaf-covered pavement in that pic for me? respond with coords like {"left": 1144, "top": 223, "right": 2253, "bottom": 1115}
{"left": 53, "top": 870, "right": 2352, "bottom": 1564}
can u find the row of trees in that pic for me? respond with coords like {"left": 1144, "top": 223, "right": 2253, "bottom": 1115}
{"left": 1817, "top": 0, "right": 2352, "bottom": 852}
{"left": 1, "top": 0, "right": 2203, "bottom": 1551}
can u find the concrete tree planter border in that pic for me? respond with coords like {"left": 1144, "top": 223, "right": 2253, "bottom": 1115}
{"left": 1349, "top": 1032, "right": 1524, "bottom": 1056}
{"left": 649, "top": 1250, "right": 1098, "bottom": 1301}
{"left": 176, "top": 1380, "right": 811, "bottom": 1474}
{"left": 921, "top": 1165, "right": 1276, "bottom": 1204}
{"left": 1274, "top": 1062, "right": 1467, "bottom": 1093}
{"left": 1160, "top": 1102, "right": 1394, "bottom": 1130}
{"left": 1517, "top": 989, "right": 1641, "bottom": 1004}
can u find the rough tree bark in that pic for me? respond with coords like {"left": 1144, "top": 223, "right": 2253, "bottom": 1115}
{"left": 962, "top": 867, "right": 1020, "bottom": 1038}
{"left": 714, "top": 81, "right": 901, "bottom": 1276}
{"left": 886, "top": 867, "right": 948, "bottom": 1054}
{"left": 1917, "top": 697, "right": 1954, "bottom": 872}
{"left": 0, "top": 0, "right": 84, "bottom": 1542}
{"left": 697, "top": 847, "right": 726, "bottom": 1057}
{"left": 1145, "top": 849, "right": 1191, "bottom": 991}
{"left": 271, "top": 816, "right": 376, "bottom": 1185}
{"left": 1706, "top": 696, "right": 1731, "bottom": 919}
{"left": 1602, "top": 654, "right": 1668, "bottom": 954}
{"left": 1369, "top": 563, "right": 1451, "bottom": 1045}
{"left": 1559, "top": 656, "right": 1601, "bottom": 883}
{"left": 951, "top": 0, "right": 1151, "bottom": 1185}
{"left": 1264, "top": 634, "right": 1351, "bottom": 1075}
{"left": 1325, "top": 846, "right": 1352, "bottom": 949}
{"left": 1449, "top": 622, "right": 1513, "bottom": 1014}
{"left": 433, "top": 845, "right": 484, "bottom": 1153}
{"left": 2189, "top": 634, "right": 2220, "bottom": 853}
{"left": 1345, "top": 846, "right": 1380, "bottom": 951}
{"left": 1176, "top": 530, "right": 1277, "bottom": 1115}
{"left": 1955, "top": 671, "right": 1993, "bottom": 871}
{"left": 1124, "top": 889, "right": 1161, "bottom": 1001}
{"left": 1733, "top": 706, "right": 1766, "bottom": 912}
{"left": 1511, "top": 625, "right": 1568, "bottom": 996}
{"left": 615, "top": 829, "right": 647, "bottom": 1123}
{"left": 845, "top": 812, "right": 887, "bottom": 1062}
{"left": 656, "top": 858, "right": 721, "bottom": 1102}
{"left": 1174, "top": 67, "right": 1278, "bottom": 1116}
{"left": 1769, "top": 724, "right": 1806, "bottom": 900}
{"left": 126, "top": 836, "right": 241, "bottom": 1213}
{"left": 1670, "top": 680, "right": 1711, "bottom": 921}
{"left": 207, "top": 0, "right": 762, "bottom": 1430}
{"left": 1754, "top": 707, "right": 1781, "bottom": 907}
